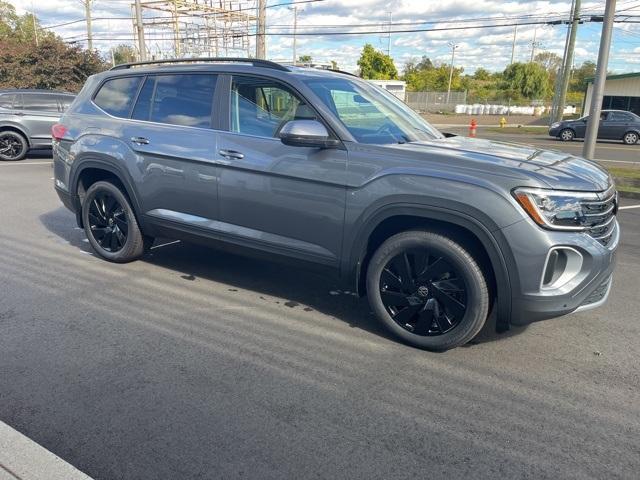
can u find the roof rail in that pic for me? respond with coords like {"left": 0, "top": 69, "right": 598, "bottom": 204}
{"left": 110, "top": 57, "right": 290, "bottom": 72}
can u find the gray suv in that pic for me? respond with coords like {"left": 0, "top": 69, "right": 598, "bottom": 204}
{"left": 0, "top": 89, "right": 75, "bottom": 161}
{"left": 53, "top": 59, "right": 619, "bottom": 350}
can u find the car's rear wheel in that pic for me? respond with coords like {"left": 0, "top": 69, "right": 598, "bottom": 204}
{"left": 559, "top": 128, "right": 575, "bottom": 142}
{"left": 0, "top": 131, "right": 28, "bottom": 161}
{"left": 366, "top": 231, "right": 489, "bottom": 351}
{"left": 82, "top": 180, "right": 151, "bottom": 263}
{"left": 623, "top": 131, "right": 639, "bottom": 145}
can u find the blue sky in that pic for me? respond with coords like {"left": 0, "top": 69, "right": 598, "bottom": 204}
{"left": 9, "top": 0, "right": 640, "bottom": 74}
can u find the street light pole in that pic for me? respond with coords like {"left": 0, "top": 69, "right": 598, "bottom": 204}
{"left": 554, "top": 0, "right": 581, "bottom": 123}
{"left": 291, "top": 6, "right": 298, "bottom": 65}
{"left": 446, "top": 42, "right": 458, "bottom": 104}
{"left": 583, "top": 0, "right": 616, "bottom": 159}
{"left": 510, "top": 24, "right": 518, "bottom": 64}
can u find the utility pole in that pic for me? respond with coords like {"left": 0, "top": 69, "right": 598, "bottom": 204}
{"left": 386, "top": 11, "right": 392, "bottom": 56}
{"left": 510, "top": 24, "right": 517, "bottom": 64}
{"left": 446, "top": 42, "right": 458, "bottom": 104}
{"left": 256, "top": 0, "right": 266, "bottom": 59}
{"left": 291, "top": 6, "right": 298, "bottom": 64}
{"left": 529, "top": 26, "right": 539, "bottom": 62}
{"left": 583, "top": 0, "right": 616, "bottom": 159}
{"left": 554, "top": 0, "right": 580, "bottom": 123}
{"left": 80, "top": 0, "right": 93, "bottom": 51}
{"left": 31, "top": 11, "right": 38, "bottom": 46}
{"left": 134, "top": 0, "right": 147, "bottom": 61}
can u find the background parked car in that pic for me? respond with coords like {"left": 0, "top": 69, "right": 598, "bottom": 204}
{"left": 0, "top": 89, "right": 75, "bottom": 161}
{"left": 549, "top": 109, "right": 640, "bottom": 145}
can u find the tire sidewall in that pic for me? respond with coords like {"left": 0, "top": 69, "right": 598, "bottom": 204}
{"left": 0, "top": 131, "right": 28, "bottom": 161}
{"left": 623, "top": 131, "right": 638, "bottom": 145}
{"left": 82, "top": 181, "right": 143, "bottom": 263}
{"left": 366, "top": 232, "right": 489, "bottom": 351}
{"left": 560, "top": 129, "right": 574, "bottom": 141}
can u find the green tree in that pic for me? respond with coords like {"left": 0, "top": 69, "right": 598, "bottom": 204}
{"left": 473, "top": 67, "right": 490, "bottom": 81}
{"left": 570, "top": 61, "right": 596, "bottom": 92}
{"left": 501, "top": 62, "right": 550, "bottom": 99}
{"left": 357, "top": 43, "right": 397, "bottom": 79}
{"left": 298, "top": 54, "right": 312, "bottom": 63}
{"left": 112, "top": 44, "right": 137, "bottom": 65}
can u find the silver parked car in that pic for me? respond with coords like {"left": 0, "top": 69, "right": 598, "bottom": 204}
{"left": 0, "top": 89, "right": 75, "bottom": 161}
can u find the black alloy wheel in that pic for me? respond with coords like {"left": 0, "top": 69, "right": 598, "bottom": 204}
{"left": 82, "top": 180, "right": 152, "bottom": 262}
{"left": 0, "top": 131, "right": 28, "bottom": 161}
{"left": 366, "top": 231, "right": 489, "bottom": 351}
{"left": 88, "top": 191, "right": 129, "bottom": 253}
{"left": 379, "top": 249, "right": 467, "bottom": 336}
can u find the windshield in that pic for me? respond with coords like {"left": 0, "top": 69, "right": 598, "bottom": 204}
{"left": 303, "top": 77, "right": 443, "bottom": 144}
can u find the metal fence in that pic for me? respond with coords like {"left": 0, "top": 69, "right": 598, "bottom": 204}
{"left": 405, "top": 91, "right": 467, "bottom": 113}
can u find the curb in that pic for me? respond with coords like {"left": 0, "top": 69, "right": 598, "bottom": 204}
{"left": 0, "top": 421, "right": 93, "bottom": 480}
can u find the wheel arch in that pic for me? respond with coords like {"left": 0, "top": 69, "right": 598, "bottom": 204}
{"left": 0, "top": 124, "right": 30, "bottom": 147}
{"left": 71, "top": 159, "right": 143, "bottom": 228}
{"left": 346, "top": 205, "right": 514, "bottom": 331}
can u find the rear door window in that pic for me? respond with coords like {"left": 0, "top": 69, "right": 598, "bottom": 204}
{"left": 0, "top": 94, "right": 15, "bottom": 109}
{"left": 155, "top": 74, "right": 215, "bottom": 128}
{"left": 22, "top": 94, "right": 59, "bottom": 112}
{"left": 94, "top": 76, "right": 143, "bottom": 117}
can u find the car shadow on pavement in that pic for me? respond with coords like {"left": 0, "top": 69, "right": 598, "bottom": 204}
{"left": 39, "top": 206, "right": 527, "bottom": 348}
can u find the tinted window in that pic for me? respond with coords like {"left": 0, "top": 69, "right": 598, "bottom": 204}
{"left": 0, "top": 94, "right": 15, "bottom": 109}
{"left": 23, "top": 93, "right": 59, "bottom": 112}
{"left": 131, "top": 74, "right": 215, "bottom": 128}
{"left": 610, "top": 112, "right": 633, "bottom": 122}
{"left": 231, "top": 76, "right": 314, "bottom": 137}
{"left": 94, "top": 76, "right": 143, "bottom": 117}
{"left": 57, "top": 95, "right": 74, "bottom": 112}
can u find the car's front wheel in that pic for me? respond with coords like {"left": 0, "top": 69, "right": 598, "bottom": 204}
{"left": 366, "top": 231, "right": 489, "bottom": 351}
{"left": 0, "top": 131, "right": 28, "bottom": 161}
{"left": 559, "top": 128, "right": 575, "bottom": 142}
{"left": 82, "top": 180, "right": 151, "bottom": 263}
{"left": 623, "top": 131, "right": 639, "bottom": 145}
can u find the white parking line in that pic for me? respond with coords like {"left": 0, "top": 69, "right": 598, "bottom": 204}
{"left": 619, "top": 205, "right": 640, "bottom": 210}
{"left": 0, "top": 161, "right": 52, "bottom": 166}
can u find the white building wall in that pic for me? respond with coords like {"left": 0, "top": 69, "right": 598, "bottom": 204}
{"left": 584, "top": 76, "right": 640, "bottom": 112}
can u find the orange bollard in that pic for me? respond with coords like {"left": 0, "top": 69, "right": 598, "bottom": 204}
{"left": 469, "top": 118, "right": 478, "bottom": 137}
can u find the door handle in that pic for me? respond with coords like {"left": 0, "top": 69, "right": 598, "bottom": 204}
{"left": 218, "top": 149, "right": 244, "bottom": 160}
{"left": 131, "top": 136, "right": 150, "bottom": 145}
{"left": 13, "top": 112, "right": 24, "bottom": 116}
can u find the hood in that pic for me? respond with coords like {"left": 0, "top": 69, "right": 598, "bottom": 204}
{"left": 387, "top": 135, "right": 611, "bottom": 191}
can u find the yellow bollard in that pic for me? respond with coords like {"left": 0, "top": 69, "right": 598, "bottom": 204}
{"left": 499, "top": 117, "right": 507, "bottom": 128}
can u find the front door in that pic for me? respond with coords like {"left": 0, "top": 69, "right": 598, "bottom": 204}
{"left": 215, "top": 74, "right": 347, "bottom": 266}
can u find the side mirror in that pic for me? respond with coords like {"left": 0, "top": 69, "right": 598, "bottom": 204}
{"left": 279, "top": 120, "right": 340, "bottom": 149}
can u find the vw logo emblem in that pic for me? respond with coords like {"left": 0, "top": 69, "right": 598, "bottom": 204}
{"left": 417, "top": 285, "right": 429, "bottom": 297}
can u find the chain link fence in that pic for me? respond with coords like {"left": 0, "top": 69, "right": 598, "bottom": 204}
{"left": 405, "top": 91, "right": 467, "bottom": 113}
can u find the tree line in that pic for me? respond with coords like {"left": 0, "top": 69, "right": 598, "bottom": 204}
{"left": 357, "top": 42, "right": 596, "bottom": 105}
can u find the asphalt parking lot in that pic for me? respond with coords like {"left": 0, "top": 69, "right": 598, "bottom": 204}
{"left": 1, "top": 156, "right": 639, "bottom": 479}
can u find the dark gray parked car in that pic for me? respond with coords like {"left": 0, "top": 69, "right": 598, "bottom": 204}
{"left": 0, "top": 89, "right": 75, "bottom": 161}
{"left": 53, "top": 58, "right": 619, "bottom": 350}
{"left": 549, "top": 109, "right": 640, "bottom": 144}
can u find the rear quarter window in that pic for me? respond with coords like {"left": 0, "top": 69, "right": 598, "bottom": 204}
{"left": 94, "top": 76, "right": 143, "bottom": 117}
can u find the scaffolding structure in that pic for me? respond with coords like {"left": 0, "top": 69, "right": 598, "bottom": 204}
{"left": 132, "top": 0, "right": 257, "bottom": 60}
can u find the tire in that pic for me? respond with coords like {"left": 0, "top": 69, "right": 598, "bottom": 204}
{"left": 559, "top": 128, "right": 575, "bottom": 142}
{"left": 366, "top": 231, "right": 489, "bottom": 351}
{"left": 82, "top": 180, "right": 151, "bottom": 263}
{"left": 0, "top": 131, "right": 28, "bottom": 161}
{"left": 623, "top": 131, "right": 639, "bottom": 145}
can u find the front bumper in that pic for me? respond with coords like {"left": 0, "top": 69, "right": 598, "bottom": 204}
{"left": 499, "top": 216, "right": 619, "bottom": 326}
{"left": 548, "top": 127, "right": 561, "bottom": 137}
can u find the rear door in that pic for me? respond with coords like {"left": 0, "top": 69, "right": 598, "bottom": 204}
{"left": 602, "top": 111, "right": 633, "bottom": 140}
{"left": 215, "top": 74, "right": 347, "bottom": 265}
{"left": 125, "top": 73, "right": 220, "bottom": 223}
{"left": 19, "top": 93, "right": 61, "bottom": 146}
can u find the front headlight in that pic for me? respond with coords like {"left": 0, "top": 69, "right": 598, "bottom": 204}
{"left": 512, "top": 187, "right": 598, "bottom": 231}
{"left": 550, "top": 122, "right": 561, "bottom": 128}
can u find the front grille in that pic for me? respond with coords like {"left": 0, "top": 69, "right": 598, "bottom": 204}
{"left": 581, "top": 185, "right": 618, "bottom": 246}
